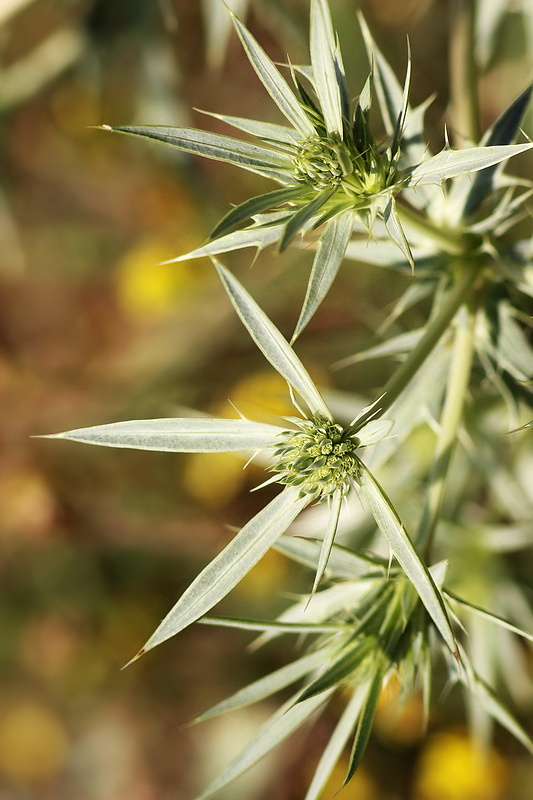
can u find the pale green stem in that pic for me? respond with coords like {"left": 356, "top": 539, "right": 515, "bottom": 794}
{"left": 450, "top": 0, "right": 481, "bottom": 146}
{"left": 415, "top": 302, "right": 477, "bottom": 555}
{"left": 397, "top": 201, "right": 477, "bottom": 256}
{"left": 349, "top": 262, "right": 480, "bottom": 433}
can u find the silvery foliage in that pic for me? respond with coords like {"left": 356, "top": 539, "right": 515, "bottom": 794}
{"left": 46, "top": 0, "right": 533, "bottom": 795}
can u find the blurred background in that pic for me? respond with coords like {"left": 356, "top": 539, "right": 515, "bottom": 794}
{"left": 1, "top": 0, "right": 532, "bottom": 798}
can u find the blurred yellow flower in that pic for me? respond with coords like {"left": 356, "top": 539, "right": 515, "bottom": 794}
{"left": 413, "top": 731, "right": 507, "bottom": 800}
{"left": 0, "top": 701, "right": 69, "bottom": 786}
{"left": 375, "top": 672, "right": 426, "bottom": 745}
{"left": 116, "top": 238, "right": 209, "bottom": 320}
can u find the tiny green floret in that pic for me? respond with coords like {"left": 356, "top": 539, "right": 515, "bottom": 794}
{"left": 273, "top": 417, "right": 361, "bottom": 500}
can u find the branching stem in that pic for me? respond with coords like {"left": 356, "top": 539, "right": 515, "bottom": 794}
{"left": 348, "top": 262, "right": 480, "bottom": 433}
{"left": 415, "top": 300, "right": 477, "bottom": 555}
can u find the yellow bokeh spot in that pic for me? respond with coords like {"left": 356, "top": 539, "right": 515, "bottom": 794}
{"left": 116, "top": 239, "right": 208, "bottom": 320}
{"left": 234, "top": 548, "right": 289, "bottom": 599}
{"left": 227, "top": 369, "right": 298, "bottom": 423}
{"left": 413, "top": 731, "right": 507, "bottom": 800}
{"left": 183, "top": 451, "right": 248, "bottom": 508}
{"left": 375, "top": 672, "right": 426, "bottom": 745}
{"left": 0, "top": 701, "right": 69, "bottom": 786}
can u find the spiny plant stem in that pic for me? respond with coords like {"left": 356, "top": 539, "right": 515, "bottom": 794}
{"left": 349, "top": 262, "right": 480, "bottom": 432}
{"left": 449, "top": 0, "right": 481, "bottom": 146}
{"left": 415, "top": 300, "right": 477, "bottom": 556}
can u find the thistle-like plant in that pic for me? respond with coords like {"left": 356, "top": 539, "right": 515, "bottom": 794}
{"left": 102, "top": 0, "right": 531, "bottom": 339}
{"left": 43, "top": 0, "right": 533, "bottom": 796}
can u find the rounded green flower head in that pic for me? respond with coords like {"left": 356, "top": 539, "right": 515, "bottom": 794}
{"left": 273, "top": 417, "right": 361, "bottom": 501}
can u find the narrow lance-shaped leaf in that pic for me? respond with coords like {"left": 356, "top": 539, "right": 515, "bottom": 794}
{"left": 461, "top": 648, "right": 533, "bottom": 755}
{"left": 311, "top": 489, "right": 343, "bottom": 596}
{"left": 214, "top": 260, "right": 332, "bottom": 420}
{"left": 279, "top": 187, "right": 336, "bottom": 251}
{"left": 230, "top": 12, "right": 315, "bottom": 139}
{"left": 193, "top": 648, "right": 326, "bottom": 724}
{"left": 104, "top": 125, "right": 292, "bottom": 180}
{"left": 135, "top": 487, "right": 309, "bottom": 656}
{"left": 210, "top": 185, "right": 306, "bottom": 241}
{"left": 275, "top": 536, "right": 386, "bottom": 580}
{"left": 197, "top": 688, "right": 334, "bottom": 800}
{"left": 408, "top": 142, "right": 533, "bottom": 185}
{"left": 383, "top": 197, "right": 414, "bottom": 270}
{"left": 343, "top": 664, "right": 385, "bottom": 786}
{"left": 166, "top": 222, "right": 288, "bottom": 263}
{"left": 292, "top": 210, "right": 354, "bottom": 341}
{"left": 445, "top": 592, "right": 533, "bottom": 643}
{"left": 310, "top": 0, "right": 344, "bottom": 136}
{"left": 463, "top": 84, "right": 533, "bottom": 217}
{"left": 197, "top": 109, "right": 299, "bottom": 145}
{"left": 358, "top": 462, "right": 458, "bottom": 657}
{"left": 198, "top": 617, "right": 342, "bottom": 635}
{"left": 43, "top": 417, "right": 286, "bottom": 453}
{"left": 304, "top": 682, "right": 370, "bottom": 800}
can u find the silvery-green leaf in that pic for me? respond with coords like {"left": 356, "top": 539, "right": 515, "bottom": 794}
{"left": 461, "top": 650, "right": 533, "bottom": 755}
{"left": 463, "top": 85, "right": 532, "bottom": 217}
{"left": 197, "top": 109, "right": 299, "bottom": 145}
{"left": 337, "top": 330, "right": 424, "bottom": 368}
{"left": 44, "top": 417, "right": 284, "bottom": 453}
{"left": 408, "top": 142, "right": 533, "bottom": 185}
{"left": 210, "top": 185, "right": 306, "bottom": 240}
{"left": 357, "top": 419, "right": 394, "bottom": 446}
{"left": 214, "top": 260, "right": 332, "bottom": 420}
{"left": 252, "top": 580, "right": 377, "bottom": 649}
{"left": 310, "top": 0, "right": 343, "bottom": 136}
{"left": 275, "top": 537, "right": 386, "bottom": 579}
{"left": 230, "top": 13, "right": 315, "bottom": 139}
{"left": 343, "top": 663, "right": 385, "bottom": 786}
{"left": 311, "top": 490, "right": 343, "bottom": 595}
{"left": 292, "top": 210, "right": 354, "bottom": 341}
{"left": 198, "top": 617, "right": 342, "bottom": 635}
{"left": 358, "top": 463, "right": 458, "bottom": 657}
{"left": 304, "top": 683, "right": 370, "bottom": 800}
{"left": 106, "top": 125, "right": 292, "bottom": 179}
{"left": 138, "top": 487, "right": 309, "bottom": 655}
{"left": 167, "top": 222, "right": 287, "bottom": 263}
{"left": 193, "top": 649, "right": 326, "bottom": 724}
{"left": 446, "top": 592, "right": 533, "bottom": 643}
{"left": 357, "top": 13, "right": 401, "bottom": 139}
{"left": 389, "top": 44, "right": 412, "bottom": 163}
{"left": 344, "top": 237, "right": 416, "bottom": 270}
{"left": 279, "top": 188, "right": 336, "bottom": 251}
{"left": 298, "top": 639, "right": 374, "bottom": 702}
{"left": 384, "top": 197, "right": 414, "bottom": 269}
{"left": 197, "top": 688, "right": 333, "bottom": 800}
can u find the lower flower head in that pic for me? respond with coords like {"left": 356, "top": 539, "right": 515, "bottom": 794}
{"left": 272, "top": 417, "right": 361, "bottom": 501}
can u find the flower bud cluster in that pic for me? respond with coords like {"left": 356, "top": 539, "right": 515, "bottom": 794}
{"left": 272, "top": 417, "right": 361, "bottom": 501}
{"left": 292, "top": 137, "right": 354, "bottom": 190}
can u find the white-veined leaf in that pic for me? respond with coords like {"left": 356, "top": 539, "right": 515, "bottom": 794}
{"left": 358, "top": 463, "right": 458, "bottom": 657}
{"left": 106, "top": 125, "right": 292, "bottom": 179}
{"left": 197, "top": 109, "right": 299, "bottom": 145}
{"left": 136, "top": 486, "right": 309, "bottom": 655}
{"left": 383, "top": 197, "right": 414, "bottom": 270}
{"left": 311, "top": 489, "right": 343, "bottom": 595}
{"left": 292, "top": 210, "right": 354, "bottom": 341}
{"left": 356, "top": 418, "right": 393, "bottom": 446}
{"left": 231, "top": 12, "right": 315, "bottom": 139}
{"left": 409, "top": 142, "right": 533, "bottom": 184}
{"left": 310, "top": 0, "right": 343, "bottom": 136}
{"left": 446, "top": 592, "right": 533, "bottom": 643}
{"left": 193, "top": 649, "right": 326, "bottom": 724}
{"left": 198, "top": 617, "right": 342, "bottom": 635}
{"left": 166, "top": 222, "right": 287, "bottom": 263}
{"left": 304, "top": 682, "right": 370, "bottom": 800}
{"left": 461, "top": 648, "right": 533, "bottom": 755}
{"left": 343, "top": 664, "right": 384, "bottom": 786}
{"left": 43, "top": 417, "right": 284, "bottom": 453}
{"left": 275, "top": 537, "right": 386, "bottom": 579}
{"left": 214, "top": 260, "right": 332, "bottom": 420}
{"left": 197, "top": 688, "right": 334, "bottom": 800}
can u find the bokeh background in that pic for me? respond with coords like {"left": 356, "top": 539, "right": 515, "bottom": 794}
{"left": 1, "top": 1, "right": 532, "bottom": 798}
